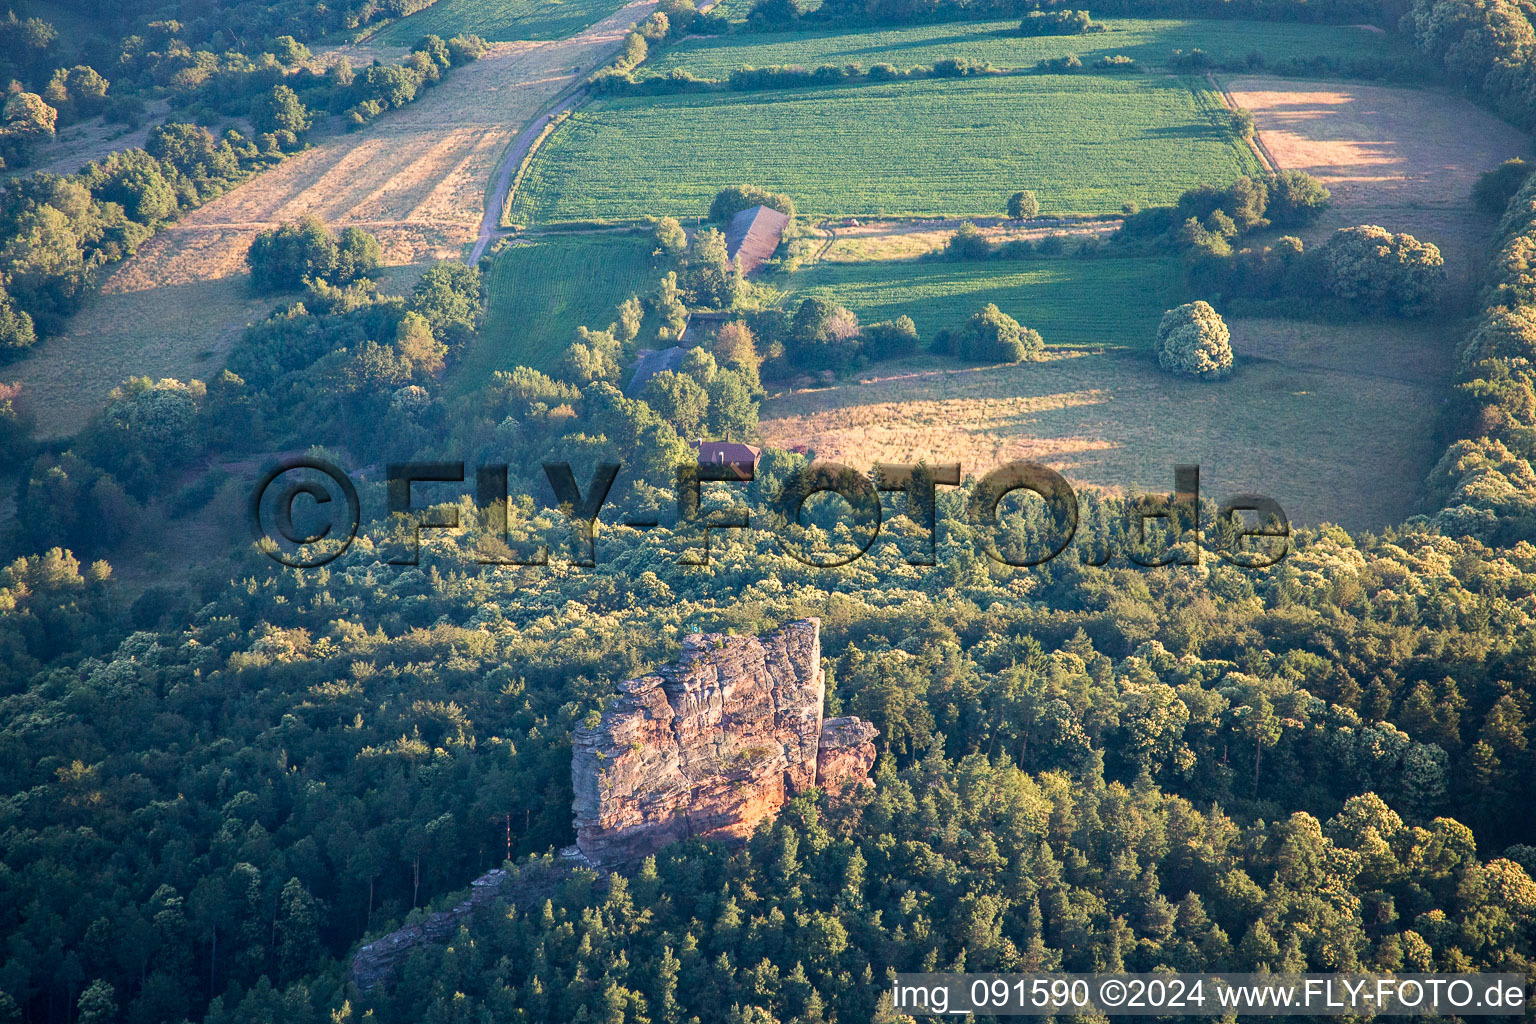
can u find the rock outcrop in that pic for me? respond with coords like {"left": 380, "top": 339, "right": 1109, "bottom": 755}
{"left": 351, "top": 859, "right": 574, "bottom": 990}
{"left": 571, "top": 618, "right": 877, "bottom": 869}
{"left": 350, "top": 621, "right": 877, "bottom": 990}
{"left": 816, "top": 716, "right": 880, "bottom": 797}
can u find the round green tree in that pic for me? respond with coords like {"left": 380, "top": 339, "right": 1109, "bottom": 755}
{"left": 1156, "top": 300, "right": 1233, "bottom": 380}
{"left": 1007, "top": 190, "right": 1040, "bottom": 220}
{"left": 1320, "top": 225, "right": 1444, "bottom": 316}
{"left": 948, "top": 303, "right": 1043, "bottom": 363}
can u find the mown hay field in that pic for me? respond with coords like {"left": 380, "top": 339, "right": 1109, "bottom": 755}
{"left": 509, "top": 74, "right": 1259, "bottom": 224}
{"left": 758, "top": 315, "right": 1453, "bottom": 531}
{"left": 1224, "top": 75, "right": 1528, "bottom": 284}
{"left": 7, "top": 6, "right": 653, "bottom": 438}
{"left": 643, "top": 18, "right": 1413, "bottom": 78}
{"left": 374, "top": 0, "right": 634, "bottom": 43}
{"left": 450, "top": 232, "right": 661, "bottom": 391}
{"left": 782, "top": 255, "right": 1181, "bottom": 347}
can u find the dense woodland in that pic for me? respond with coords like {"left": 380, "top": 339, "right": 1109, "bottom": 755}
{"left": 2, "top": 0, "right": 1536, "bottom": 1021}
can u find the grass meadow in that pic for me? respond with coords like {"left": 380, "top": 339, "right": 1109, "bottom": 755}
{"left": 642, "top": 19, "right": 1413, "bottom": 78}
{"left": 509, "top": 74, "right": 1259, "bottom": 224}
{"left": 449, "top": 233, "right": 659, "bottom": 392}
{"left": 782, "top": 255, "right": 1182, "bottom": 347}
{"left": 758, "top": 315, "right": 1453, "bottom": 531}
{"left": 374, "top": 0, "right": 629, "bottom": 43}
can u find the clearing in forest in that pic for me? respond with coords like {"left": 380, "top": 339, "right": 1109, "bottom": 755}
{"left": 1224, "top": 76, "right": 1528, "bottom": 274}
{"left": 643, "top": 18, "right": 1414, "bottom": 79}
{"left": 508, "top": 74, "right": 1259, "bottom": 225}
{"left": 450, "top": 232, "right": 662, "bottom": 390}
{"left": 758, "top": 315, "right": 1453, "bottom": 531}
{"left": 6, "top": 2, "right": 654, "bottom": 439}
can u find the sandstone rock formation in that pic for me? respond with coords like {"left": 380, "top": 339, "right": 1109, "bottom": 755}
{"left": 571, "top": 618, "right": 876, "bottom": 869}
{"left": 351, "top": 620, "right": 877, "bottom": 990}
{"left": 816, "top": 717, "right": 880, "bottom": 797}
{"left": 351, "top": 859, "right": 573, "bottom": 990}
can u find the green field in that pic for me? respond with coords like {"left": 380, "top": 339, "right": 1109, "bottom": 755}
{"left": 783, "top": 255, "right": 1182, "bottom": 348}
{"left": 373, "top": 0, "right": 628, "bottom": 43}
{"left": 450, "top": 234, "right": 658, "bottom": 391}
{"left": 509, "top": 74, "right": 1259, "bottom": 224}
{"left": 643, "top": 18, "right": 1413, "bottom": 78}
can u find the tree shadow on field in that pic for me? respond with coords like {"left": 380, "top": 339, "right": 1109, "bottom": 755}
{"left": 762, "top": 338, "right": 1446, "bottom": 530}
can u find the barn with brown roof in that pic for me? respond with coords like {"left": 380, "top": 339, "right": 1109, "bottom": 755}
{"left": 695, "top": 440, "right": 762, "bottom": 481}
{"left": 724, "top": 205, "right": 790, "bottom": 275}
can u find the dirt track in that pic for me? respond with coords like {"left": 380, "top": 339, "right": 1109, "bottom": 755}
{"left": 8, "top": 1, "right": 654, "bottom": 439}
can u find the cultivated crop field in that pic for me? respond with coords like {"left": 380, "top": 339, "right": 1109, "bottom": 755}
{"left": 450, "top": 232, "right": 660, "bottom": 390}
{"left": 758, "top": 314, "right": 1452, "bottom": 530}
{"left": 642, "top": 18, "right": 1413, "bottom": 79}
{"left": 783, "top": 256, "right": 1181, "bottom": 346}
{"left": 509, "top": 74, "right": 1258, "bottom": 224}
{"left": 374, "top": 0, "right": 633, "bottom": 43}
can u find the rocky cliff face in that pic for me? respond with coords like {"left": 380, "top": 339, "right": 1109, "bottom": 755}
{"left": 352, "top": 621, "right": 877, "bottom": 990}
{"left": 571, "top": 618, "right": 876, "bottom": 869}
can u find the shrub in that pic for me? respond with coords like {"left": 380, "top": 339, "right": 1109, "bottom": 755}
{"left": 1169, "top": 48, "right": 1212, "bottom": 69}
{"left": 1007, "top": 190, "right": 1040, "bottom": 220}
{"left": 621, "top": 31, "right": 648, "bottom": 68}
{"left": 1474, "top": 159, "right": 1533, "bottom": 216}
{"left": 942, "top": 303, "right": 1042, "bottom": 363}
{"left": 654, "top": 216, "right": 687, "bottom": 257}
{"left": 1229, "top": 107, "right": 1255, "bottom": 140}
{"left": 250, "top": 85, "right": 311, "bottom": 140}
{"left": 868, "top": 63, "right": 899, "bottom": 80}
{"left": 659, "top": 0, "right": 700, "bottom": 33}
{"left": 1156, "top": 300, "right": 1233, "bottom": 380}
{"left": 1319, "top": 225, "right": 1444, "bottom": 315}
{"left": 786, "top": 296, "right": 862, "bottom": 370}
{"left": 1035, "top": 54, "right": 1083, "bottom": 72}
{"left": 1019, "top": 10, "right": 1099, "bottom": 35}
{"left": 941, "top": 222, "right": 994, "bottom": 260}
{"left": 334, "top": 226, "right": 382, "bottom": 282}
{"left": 1265, "top": 170, "right": 1330, "bottom": 226}
{"left": 246, "top": 216, "right": 380, "bottom": 293}
{"left": 932, "top": 57, "right": 992, "bottom": 76}
{"left": 638, "top": 11, "right": 671, "bottom": 39}
{"left": 446, "top": 34, "right": 490, "bottom": 65}
{"left": 1459, "top": 306, "right": 1536, "bottom": 368}
{"left": 862, "top": 316, "right": 919, "bottom": 360}
{"left": 0, "top": 289, "right": 37, "bottom": 352}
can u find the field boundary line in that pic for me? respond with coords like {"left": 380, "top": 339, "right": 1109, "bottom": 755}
{"left": 468, "top": 1, "right": 665, "bottom": 264}
{"left": 503, "top": 103, "right": 584, "bottom": 231}
{"left": 1208, "top": 71, "right": 1277, "bottom": 174}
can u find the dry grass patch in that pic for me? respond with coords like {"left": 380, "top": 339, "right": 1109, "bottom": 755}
{"left": 760, "top": 314, "right": 1453, "bottom": 530}
{"left": 1224, "top": 77, "right": 1525, "bottom": 208}
{"left": 29, "top": 100, "right": 172, "bottom": 177}
{"left": 819, "top": 219, "right": 1122, "bottom": 262}
{"left": 7, "top": 3, "right": 653, "bottom": 438}
{"left": 1224, "top": 75, "right": 1527, "bottom": 277}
